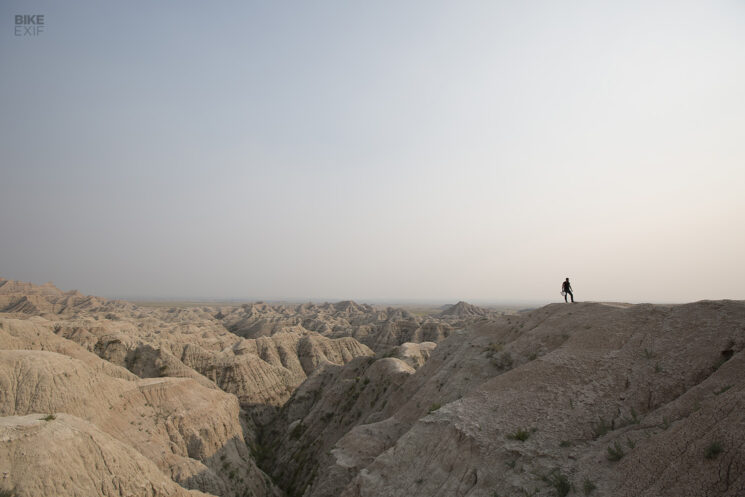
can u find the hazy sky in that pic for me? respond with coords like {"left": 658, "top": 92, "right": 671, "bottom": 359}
{"left": 1, "top": 1, "right": 744, "bottom": 303}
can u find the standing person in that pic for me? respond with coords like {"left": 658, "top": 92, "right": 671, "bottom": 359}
{"left": 561, "top": 278, "right": 574, "bottom": 303}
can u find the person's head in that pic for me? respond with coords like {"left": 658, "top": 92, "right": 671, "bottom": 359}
{"left": 565, "top": 278, "right": 569, "bottom": 281}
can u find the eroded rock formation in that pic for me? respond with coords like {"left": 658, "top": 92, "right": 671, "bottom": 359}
{"left": 2, "top": 277, "right": 744, "bottom": 497}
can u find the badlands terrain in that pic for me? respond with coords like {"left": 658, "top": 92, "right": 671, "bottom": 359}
{"left": 0, "top": 277, "right": 743, "bottom": 497}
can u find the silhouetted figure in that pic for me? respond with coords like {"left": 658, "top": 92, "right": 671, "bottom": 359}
{"left": 561, "top": 278, "right": 574, "bottom": 303}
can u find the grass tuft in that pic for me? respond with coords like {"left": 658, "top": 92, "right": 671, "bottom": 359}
{"left": 543, "top": 470, "right": 570, "bottom": 497}
{"left": 592, "top": 417, "right": 613, "bottom": 439}
{"left": 660, "top": 416, "right": 671, "bottom": 430}
{"left": 607, "top": 441, "right": 625, "bottom": 461}
{"left": 508, "top": 428, "right": 531, "bottom": 441}
{"left": 582, "top": 478, "right": 596, "bottom": 495}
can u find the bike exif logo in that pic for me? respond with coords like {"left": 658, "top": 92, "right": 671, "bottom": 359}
{"left": 15, "top": 14, "right": 45, "bottom": 36}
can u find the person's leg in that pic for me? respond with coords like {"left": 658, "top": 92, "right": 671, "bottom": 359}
{"left": 564, "top": 292, "right": 568, "bottom": 303}
{"left": 568, "top": 290, "right": 574, "bottom": 303}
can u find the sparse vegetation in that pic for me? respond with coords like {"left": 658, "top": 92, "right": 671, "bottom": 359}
{"left": 592, "top": 417, "right": 613, "bottom": 439}
{"left": 607, "top": 441, "right": 625, "bottom": 461}
{"left": 508, "top": 428, "right": 531, "bottom": 441}
{"left": 8, "top": 280, "right": 745, "bottom": 497}
{"left": 654, "top": 362, "right": 663, "bottom": 373}
{"left": 41, "top": 413, "right": 56, "bottom": 421}
{"left": 543, "top": 469, "right": 570, "bottom": 497}
{"left": 0, "top": 488, "right": 17, "bottom": 497}
{"left": 486, "top": 342, "right": 503, "bottom": 353}
{"left": 619, "top": 407, "right": 639, "bottom": 427}
{"left": 704, "top": 441, "right": 723, "bottom": 459}
{"left": 714, "top": 385, "right": 732, "bottom": 395}
{"left": 491, "top": 351, "right": 513, "bottom": 370}
{"left": 583, "top": 478, "right": 596, "bottom": 495}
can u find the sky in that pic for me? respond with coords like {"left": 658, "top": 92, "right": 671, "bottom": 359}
{"left": 1, "top": 1, "right": 744, "bottom": 304}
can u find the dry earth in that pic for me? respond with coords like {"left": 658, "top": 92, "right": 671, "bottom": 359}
{"left": 1, "top": 277, "right": 743, "bottom": 497}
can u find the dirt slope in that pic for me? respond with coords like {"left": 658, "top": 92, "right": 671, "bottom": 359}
{"left": 267, "top": 301, "right": 745, "bottom": 497}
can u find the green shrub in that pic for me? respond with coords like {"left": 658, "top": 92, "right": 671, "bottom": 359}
{"left": 41, "top": 413, "right": 56, "bottom": 421}
{"left": 428, "top": 402, "right": 441, "bottom": 413}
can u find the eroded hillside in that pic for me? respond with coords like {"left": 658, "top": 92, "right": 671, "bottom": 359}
{"left": 1, "top": 277, "right": 743, "bottom": 497}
